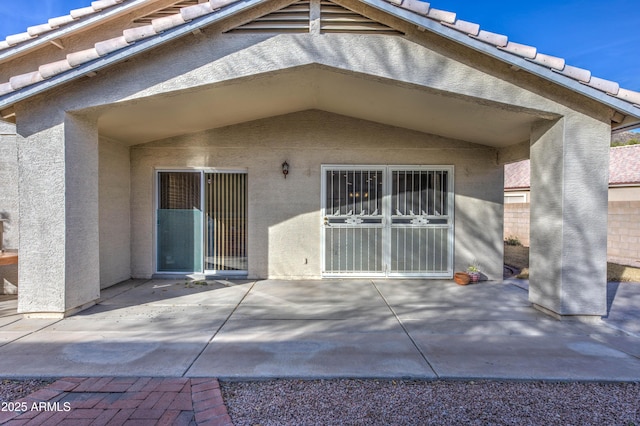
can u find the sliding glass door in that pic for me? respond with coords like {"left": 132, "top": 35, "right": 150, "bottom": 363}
{"left": 156, "top": 170, "right": 247, "bottom": 275}
{"left": 157, "top": 172, "right": 203, "bottom": 272}
{"left": 204, "top": 172, "right": 247, "bottom": 273}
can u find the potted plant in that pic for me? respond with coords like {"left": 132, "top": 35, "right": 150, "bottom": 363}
{"left": 467, "top": 261, "right": 481, "bottom": 283}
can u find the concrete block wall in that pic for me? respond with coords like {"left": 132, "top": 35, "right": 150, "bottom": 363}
{"left": 503, "top": 202, "right": 530, "bottom": 246}
{"left": 608, "top": 201, "right": 640, "bottom": 268}
{"left": 505, "top": 201, "right": 640, "bottom": 268}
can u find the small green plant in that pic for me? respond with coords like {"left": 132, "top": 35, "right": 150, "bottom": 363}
{"left": 467, "top": 261, "right": 480, "bottom": 273}
{"left": 504, "top": 235, "right": 522, "bottom": 246}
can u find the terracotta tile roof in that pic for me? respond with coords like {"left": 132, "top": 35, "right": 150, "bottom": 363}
{"left": 0, "top": 0, "right": 242, "bottom": 97}
{"left": 504, "top": 144, "right": 640, "bottom": 189}
{"left": 0, "top": 0, "right": 640, "bottom": 113}
{"left": 384, "top": 0, "right": 640, "bottom": 108}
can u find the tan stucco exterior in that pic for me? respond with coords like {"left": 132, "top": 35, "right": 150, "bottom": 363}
{"left": 128, "top": 109, "right": 503, "bottom": 280}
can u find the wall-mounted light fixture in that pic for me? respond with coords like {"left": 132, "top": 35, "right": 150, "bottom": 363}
{"left": 282, "top": 161, "right": 289, "bottom": 179}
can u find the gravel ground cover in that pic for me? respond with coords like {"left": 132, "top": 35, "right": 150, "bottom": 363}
{"left": 0, "top": 379, "right": 54, "bottom": 403}
{"left": 222, "top": 379, "right": 640, "bottom": 426}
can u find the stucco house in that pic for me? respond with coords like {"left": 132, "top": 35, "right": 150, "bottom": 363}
{"left": 1, "top": 0, "right": 639, "bottom": 319}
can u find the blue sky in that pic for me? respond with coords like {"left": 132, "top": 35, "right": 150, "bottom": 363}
{"left": 0, "top": 0, "right": 639, "bottom": 91}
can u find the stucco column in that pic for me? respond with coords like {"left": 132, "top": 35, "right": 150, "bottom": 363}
{"left": 17, "top": 114, "right": 100, "bottom": 317}
{"left": 529, "top": 116, "right": 609, "bottom": 318}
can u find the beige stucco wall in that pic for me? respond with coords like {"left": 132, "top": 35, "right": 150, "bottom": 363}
{"left": 0, "top": 121, "right": 18, "bottom": 294}
{"left": 99, "top": 137, "right": 131, "bottom": 288}
{"left": 0, "top": 121, "right": 18, "bottom": 250}
{"left": 130, "top": 110, "right": 504, "bottom": 280}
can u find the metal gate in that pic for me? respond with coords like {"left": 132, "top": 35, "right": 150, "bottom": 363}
{"left": 322, "top": 166, "right": 453, "bottom": 277}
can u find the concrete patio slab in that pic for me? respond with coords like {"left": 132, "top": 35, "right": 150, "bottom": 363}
{"left": 0, "top": 314, "right": 21, "bottom": 327}
{"left": 0, "top": 329, "right": 212, "bottom": 377}
{"left": 47, "top": 305, "right": 233, "bottom": 333}
{"left": 231, "top": 303, "right": 392, "bottom": 320}
{"left": 218, "top": 317, "right": 406, "bottom": 335}
{"left": 412, "top": 334, "right": 640, "bottom": 381}
{"left": 400, "top": 317, "right": 597, "bottom": 336}
{"left": 97, "top": 279, "right": 253, "bottom": 306}
{"left": 597, "top": 336, "right": 640, "bottom": 359}
{"left": 0, "top": 278, "right": 639, "bottom": 381}
{"left": 373, "top": 280, "right": 531, "bottom": 307}
{"left": 186, "top": 326, "right": 436, "bottom": 379}
{"left": 240, "top": 280, "right": 386, "bottom": 308}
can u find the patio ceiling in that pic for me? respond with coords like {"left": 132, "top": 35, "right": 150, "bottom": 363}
{"left": 97, "top": 65, "right": 549, "bottom": 147}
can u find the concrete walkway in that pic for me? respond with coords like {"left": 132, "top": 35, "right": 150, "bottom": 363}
{"left": 0, "top": 278, "right": 640, "bottom": 381}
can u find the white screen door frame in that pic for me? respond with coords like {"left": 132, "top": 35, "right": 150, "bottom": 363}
{"left": 321, "top": 165, "right": 454, "bottom": 278}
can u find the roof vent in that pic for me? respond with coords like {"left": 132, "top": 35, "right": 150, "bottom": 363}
{"left": 229, "top": 1, "right": 311, "bottom": 33}
{"left": 320, "top": 1, "right": 401, "bottom": 34}
{"left": 226, "top": 0, "right": 403, "bottom": 34}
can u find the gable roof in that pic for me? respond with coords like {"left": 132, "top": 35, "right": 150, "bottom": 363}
{"left": 1, "top": 0, "right": 639, "bottom": 128}
{"left": 505, "top": 144, "right": 640, "bottom": 189}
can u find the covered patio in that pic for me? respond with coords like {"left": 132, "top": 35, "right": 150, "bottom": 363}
{"left": 1, "top": 0, "right": 639, "bottom": 321}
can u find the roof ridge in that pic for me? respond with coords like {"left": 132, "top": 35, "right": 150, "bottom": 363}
{"left": 385, "top": 0, "right": 640, "bottom": 109}
{"left": 0, "top": 0, "right": 126, "bottom": 51}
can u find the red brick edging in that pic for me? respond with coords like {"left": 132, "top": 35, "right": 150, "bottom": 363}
{"left": 0, "top": 377, "right": 233, "bottom": 425}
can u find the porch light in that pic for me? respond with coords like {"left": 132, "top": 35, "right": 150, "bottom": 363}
{"left": 282, "top": 161, "right": 289, "bottom": 179}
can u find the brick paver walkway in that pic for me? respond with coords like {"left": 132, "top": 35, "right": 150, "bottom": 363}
{"left": 0, "top": 377, "right": 233, "bottom": 425}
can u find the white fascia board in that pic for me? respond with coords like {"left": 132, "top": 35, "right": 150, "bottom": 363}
{"left": 360, "top": 0, "right": 640, "bottom": 121}
{"left": 0, "top": 0, "right": 266, "bottom": 111}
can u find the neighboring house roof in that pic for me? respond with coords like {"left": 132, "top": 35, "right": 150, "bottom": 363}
{"left": 504, "top": 144, "right": 640, "bottom": 189}
{"left": 609, "top": 144, "right": 640, "bottom": 186}
{"left": 1, "top": 0, "right": 640, "bottom": 126}
{"left": 504, "top": 159, "right": 530, "bottom": 190}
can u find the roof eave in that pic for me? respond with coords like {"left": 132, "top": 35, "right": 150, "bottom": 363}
{"left": 360, "top": 0, "right": 640, "bottom": 122}
{"left": 0, "top": 0, "right": 266, "bottom": 112}
{"left": 0, "top": 0, "right": 150, "bottom": 64}
{"left": 1, "top": 0, "right": 639, "bottom": 125}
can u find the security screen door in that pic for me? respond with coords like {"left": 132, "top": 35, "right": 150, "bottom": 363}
{"left": 157, "top": 171, "right": 247, "bottom": 274}
{"left": 322, "top": 166, "right": 453, "bottom": 277}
